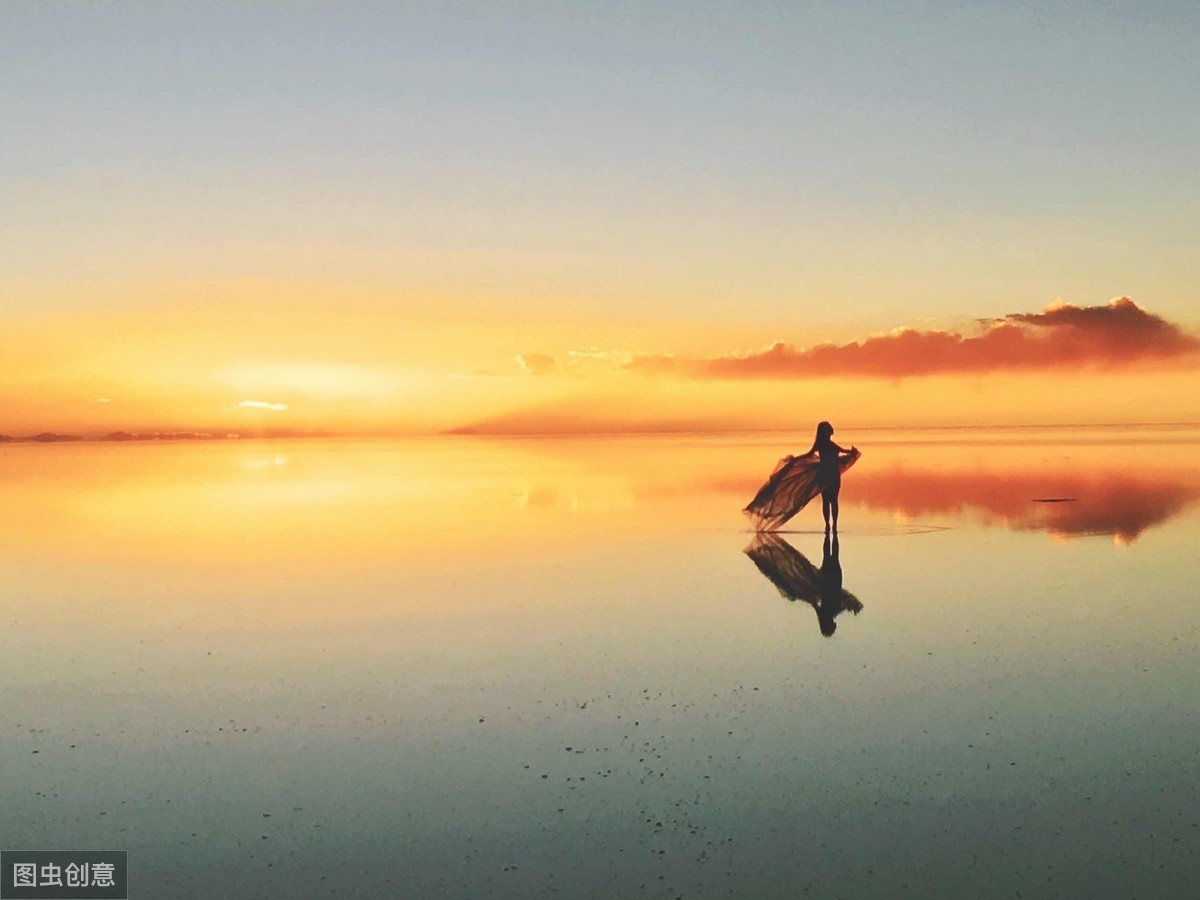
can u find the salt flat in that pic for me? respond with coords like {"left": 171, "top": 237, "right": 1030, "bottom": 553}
{"left": 2, "top": 428, "right": 1197, "bottom": 898}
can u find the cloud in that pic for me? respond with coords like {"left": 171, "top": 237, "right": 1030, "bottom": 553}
{"left": 625, "top": 353, "right": 680, "bottom": 375}
{"left": 629, "top": 298, "right": 1200, "bottom": 380}
{"left": 237, "top": 400, "right": 289, "bottom": 411}
{"left": 514, "top": 353, "right": 557, "bottom": 375}
{"left": 566, "top": 348, "right": 634, "bottom": 368}
{"left": 447, "top": 370, "right": 502, "bottom": 380}
{"left": 514, "top": 349, "right": 636, "bottom": 377}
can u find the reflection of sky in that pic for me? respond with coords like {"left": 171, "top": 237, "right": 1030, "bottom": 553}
{"left": 1, "top": 431, "right": 1197, "bottom": 573}
{"left": 845, "top": 465, "right": 1200, "bottom": 542}
{"left": 2, "top": 430, "right": 1199, "bottom": 896}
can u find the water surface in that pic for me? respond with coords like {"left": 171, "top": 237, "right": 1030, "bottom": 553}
{"left": 2, "top": 428, "right": 1198, "bottom": 897}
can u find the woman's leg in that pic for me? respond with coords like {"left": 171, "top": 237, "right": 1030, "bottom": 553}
{"left": 821, "top": 489, "right": 833, "bottom": 530}
{"left": 830, "top": 489, "right": 840, "bottom": 531}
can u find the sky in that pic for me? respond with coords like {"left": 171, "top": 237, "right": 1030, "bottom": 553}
{"left": 2, "top": 2, "right": 1197, "bottom": 435}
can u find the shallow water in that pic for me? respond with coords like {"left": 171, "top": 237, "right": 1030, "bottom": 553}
{"left": 2, "top": 428, "right": 1198, "bottom": 898}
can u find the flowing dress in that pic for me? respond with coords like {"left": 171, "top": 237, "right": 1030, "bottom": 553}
{"left": 743, "top": 447, "right": 860, "bottom": 531}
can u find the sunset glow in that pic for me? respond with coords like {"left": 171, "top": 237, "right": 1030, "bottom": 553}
{"left": 2, "top": 293, "right": 1197, "bottom": 437}
{"left": 5, "top": 7, "right": 1200, "bottom": 897}
{"left": 3, "top": 5, "right": 1196, "bottom": 438}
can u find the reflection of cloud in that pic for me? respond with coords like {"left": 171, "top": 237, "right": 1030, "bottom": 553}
{"left": 844, "top": 466, "right": 1200, "bottom": 543}
{"left": 627, "top": 298, "right": 1200, "bottom": 380}
{"left": 677, "top": 461, "right": 1199, "bottom": 543}
{"left": 514, "top": 353, "right": 556, "bottom": 375}
{"left": 237, "top": 400, "right": 289, "bottom": 411}
{"left": 517, "top": 485, "right": 559, "bottom": 511}
{"left": 94, "top": 397, "right": 113, "bottom": 403}
{"left": 241, "top": 454, "right": 290, "bottom": 471}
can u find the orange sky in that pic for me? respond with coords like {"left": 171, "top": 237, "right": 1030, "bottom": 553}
{"left": 2, "top": 286, "right": 1197, "bottom": 436}
{"left": 5, "top": 8, "right": 1197, "bottom": 437}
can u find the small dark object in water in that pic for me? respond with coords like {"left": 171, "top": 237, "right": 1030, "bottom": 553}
{"left": 1032, "top": 497, "right": 1077, "bottom": 503}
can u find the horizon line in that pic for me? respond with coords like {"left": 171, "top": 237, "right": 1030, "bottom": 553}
{"left": 4, "top": 420, "right": 1200, "bottom": 445}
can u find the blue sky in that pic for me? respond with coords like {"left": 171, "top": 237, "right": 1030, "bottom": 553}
{"left": 2, "top": 1, "right": 1197, "bottom": 332}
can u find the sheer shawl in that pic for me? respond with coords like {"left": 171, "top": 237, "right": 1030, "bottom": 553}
{"left": 743, "top": 448, "right": 860, "bottom": 531}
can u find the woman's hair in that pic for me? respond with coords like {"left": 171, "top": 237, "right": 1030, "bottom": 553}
{"left": 815, "top": 421, "right": 834, "bottom": 443}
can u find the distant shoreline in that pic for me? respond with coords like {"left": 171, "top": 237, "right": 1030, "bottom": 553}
{"left": 3, "top": 421, "right": 1199, "bottom": 446}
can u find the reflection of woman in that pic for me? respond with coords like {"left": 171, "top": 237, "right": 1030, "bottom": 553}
{"left": 743, "top": 421, "right": 860, "bottom": 532}
{"left": 800, "top": 421, "right": 857, "bottom": 532}
{"left": 744, "top": 532, "right": 862, "bottom": 638}
{"left": 815, "top": 532, "right": 844, "bottom": 636}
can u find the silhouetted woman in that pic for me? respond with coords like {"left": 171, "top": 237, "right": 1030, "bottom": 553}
{"left": 743, "top": 421, "right": 860, "bottom": 532}
{"left": 799, "top": 421, "right": 856, "bottom": 532}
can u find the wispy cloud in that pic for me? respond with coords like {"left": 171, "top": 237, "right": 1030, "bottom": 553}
{"left": 514, "top": 353, "right": 557, "bottom": 376}
{"left": 237, "top": 400, "right": 289, "bottom": 411}
{"left": 627, "top": 298, "right": 1200, "bottom": 380}
{"left": 448, "top": 369, "right": 501, "bottom": 379}
{"left": 566, "top": 348, "right": 634, "bottom": 367}
{"left": 514, "top": 348, "right": 637, "bottom": 377}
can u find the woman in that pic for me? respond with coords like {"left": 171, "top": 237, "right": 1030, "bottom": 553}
{"left": 800, "top": 421, "right": 857, "bottom": 532}
{"left": 743, "top": 421, "right": 859, "bottom": 532}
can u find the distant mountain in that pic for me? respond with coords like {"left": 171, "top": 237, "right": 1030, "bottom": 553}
{"left": 1, "top": 428, "right": 340, "bottom": 444}
{"left": 101, "top": 431, "right": 214, "bottom": 441}
{"left": 26, "top": 432, "right": 83, "bottom": 443}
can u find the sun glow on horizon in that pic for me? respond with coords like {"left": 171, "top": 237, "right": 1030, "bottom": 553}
{"left": 236, "top": 400, "right": 289, "bottom": 412}
{"left": 0, "top": 286, "right": 1197, "bottom": 437}
{"left": 221, "top": 362, "right": 416, "bottom": 401}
